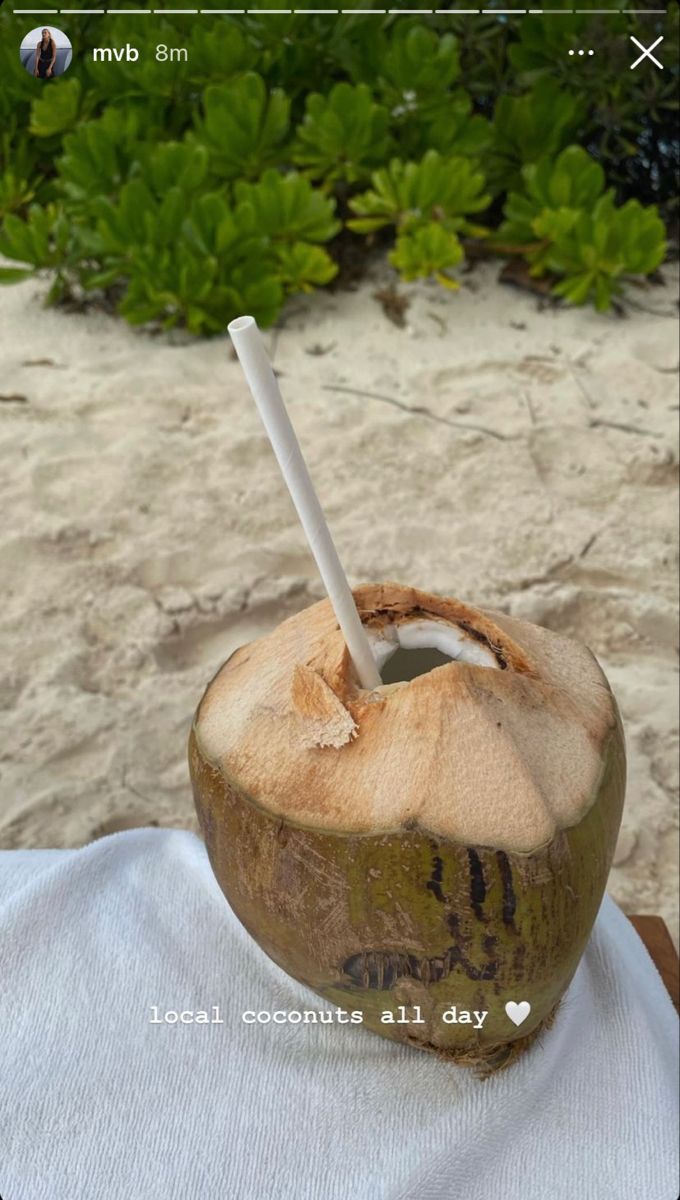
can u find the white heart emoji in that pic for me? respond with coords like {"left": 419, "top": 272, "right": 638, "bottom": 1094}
{"left": 505, "top": 1000, "right": 531, "bottom": 1027}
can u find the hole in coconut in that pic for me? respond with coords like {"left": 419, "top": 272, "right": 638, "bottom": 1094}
{"left": 368, "top": 618, "right": 499, "bottom": 685}
{"left": 379, "top": 645, "right": 455, "bottom": 684}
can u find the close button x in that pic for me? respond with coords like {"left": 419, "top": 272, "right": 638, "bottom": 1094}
{"left": 630, "top": 35, "right": 664, "bottom": 70}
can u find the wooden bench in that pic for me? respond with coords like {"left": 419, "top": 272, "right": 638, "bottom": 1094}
{"left": 628, "top": 915, "right": 679, "bottom": 1013}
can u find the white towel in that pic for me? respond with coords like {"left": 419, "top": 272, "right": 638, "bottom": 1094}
{"left": 0, "top": 828, "right": 677, "bottom": 1200}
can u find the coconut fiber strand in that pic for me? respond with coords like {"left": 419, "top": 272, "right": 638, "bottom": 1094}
{"left": 0, "top": 828, "right": 677, "bottom": 1200}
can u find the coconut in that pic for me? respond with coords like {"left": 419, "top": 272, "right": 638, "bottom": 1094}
{"left": 188, "top": 582, "right": 625, "bottom": 1071}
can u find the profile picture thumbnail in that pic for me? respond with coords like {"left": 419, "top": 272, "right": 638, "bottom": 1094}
{"left": 20, "top": 26, "right": 73, "bottom": 80}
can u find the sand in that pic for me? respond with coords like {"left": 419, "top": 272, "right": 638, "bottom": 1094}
{"left": 1, "top": 260, "right": 678, "bottom": 942}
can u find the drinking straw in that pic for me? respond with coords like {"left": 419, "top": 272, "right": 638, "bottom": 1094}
{"left": 228, "top": 315, "right": 382, "bottom": 691}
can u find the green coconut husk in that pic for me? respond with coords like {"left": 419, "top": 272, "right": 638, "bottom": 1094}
{"left": 188, "top": 582, "right": 626, "bottom": 1072}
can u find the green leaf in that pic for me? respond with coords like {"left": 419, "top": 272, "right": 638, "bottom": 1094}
{"left": 348, "top": 150, "right": 489, "bottom": 234}
{"left": 594, "top": 273, "right": 614, "bottom": 312}
{"left": 58, "top": 109, "right": 139, "bottom": 205}
{"left": 30, "top": 79, "right": 82, "bottom": 138}
{"left": 187, "top": 21, "right": 257, "bottom": 85}
{"left": 292, "top": 83, "right": 391, "bottom": 183}
{"left": 0, "top": 266, "right": 34, "bottom": 283}
{"left": 94, "top": 178, "right": 158, "bottom": 253}
{"left": 0, "top": 204, "right": 69, "bottom": 269}
{"left": 425, "top": 94, "right": 492, "bottom": 158}
{"left": 197, "top": 73, "right": 290, "bottom": 181}
{"left": 553, "top": 271, "right": 596, "bottom": 306}
{"left": 534, "top": 146, "right": 605, "bottom": 211}
{"left": 275, "top": 242, "right": 338, "bottom": 292}
{"left": 0, "top": 169, "right": 36, "bottom": 218}
{"left": 80, "top": 266, "right": 123, "bottom": 291}
{"left": 508, "top": 10, "right": 597, "bottom": 76}
{"left": 489, "top": 80, "right": 586, "bottom": 193}
{"left": 156, "top": 187, "right": 187, "bottom": 246}
{"left": 221, "top": 272, "right": 283, "bottom": 330}
{"left": 140, "top": 141, "right": 210, "bottom": 200}
{"left": 615, "top": 200, "right": 666, "bottom": 274}
{"left": 497, "top": 145, "right": 606, "bottom": 272}
{"left": 389, "top": 222, "right": 463, "bottom": 284}
{"left": 234, "top": 170, "right": 340, "bottom": 244}
{"left": 379, "top": 25, "right": 460, "bottom": 107}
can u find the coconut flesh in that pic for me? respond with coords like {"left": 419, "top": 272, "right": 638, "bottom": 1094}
{"left": 189, "top": 582, "right": 626, "bottom": 1070}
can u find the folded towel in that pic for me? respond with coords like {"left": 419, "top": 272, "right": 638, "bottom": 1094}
{"left": 0, "top": 828, "right": 677, "bottom": 1200}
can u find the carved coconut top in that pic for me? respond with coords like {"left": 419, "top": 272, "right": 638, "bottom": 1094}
{"left": 194, "top": 582, "right": 622, "bottom": 852}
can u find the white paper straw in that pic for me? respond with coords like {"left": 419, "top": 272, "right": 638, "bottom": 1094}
{"left": 227, "top": 315, "right": 382, "bottom": 691}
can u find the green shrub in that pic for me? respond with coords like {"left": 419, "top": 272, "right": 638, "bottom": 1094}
{"left": 195, "top": 74, "right": 291, "bottom": 181}
{"left": 0, "top": 6, "right": 675, "bottom": 331}
{"left": 0, "top": 128, "right": 340, "bottom": 332}
{"left": 508, "top": 3, "right": 680, "bottom": 216}
{"left": 498, "top": 145, "right": 607, "bottom": 273}
{"left": 390, "top": 223, "right": 464, "bottom": 289}
{"left": 498, "top": 146, "right": 667, "bottom": 309}
{"left": 540, "top": 197, "right": 667, "bottom": 311}
{"left": 348, "top": 151, "right": 489, "bottom": 233}
{"left": 348, "top": 150, "right": 489, "bottom": 286}
{"left": 292, "top": 83, "right": 392, "bottom": 184}
{"left": 486, "top": 79, "right": 587, "bottom": 194}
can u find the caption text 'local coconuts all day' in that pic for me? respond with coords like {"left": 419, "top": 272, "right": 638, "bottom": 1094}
{"left": 189, "top": 582, "right": 626, "bottom": 1072}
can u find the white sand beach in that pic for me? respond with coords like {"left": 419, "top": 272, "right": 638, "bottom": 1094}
{"left": 1, "top": 260, "right": 678, "bottom": 940}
